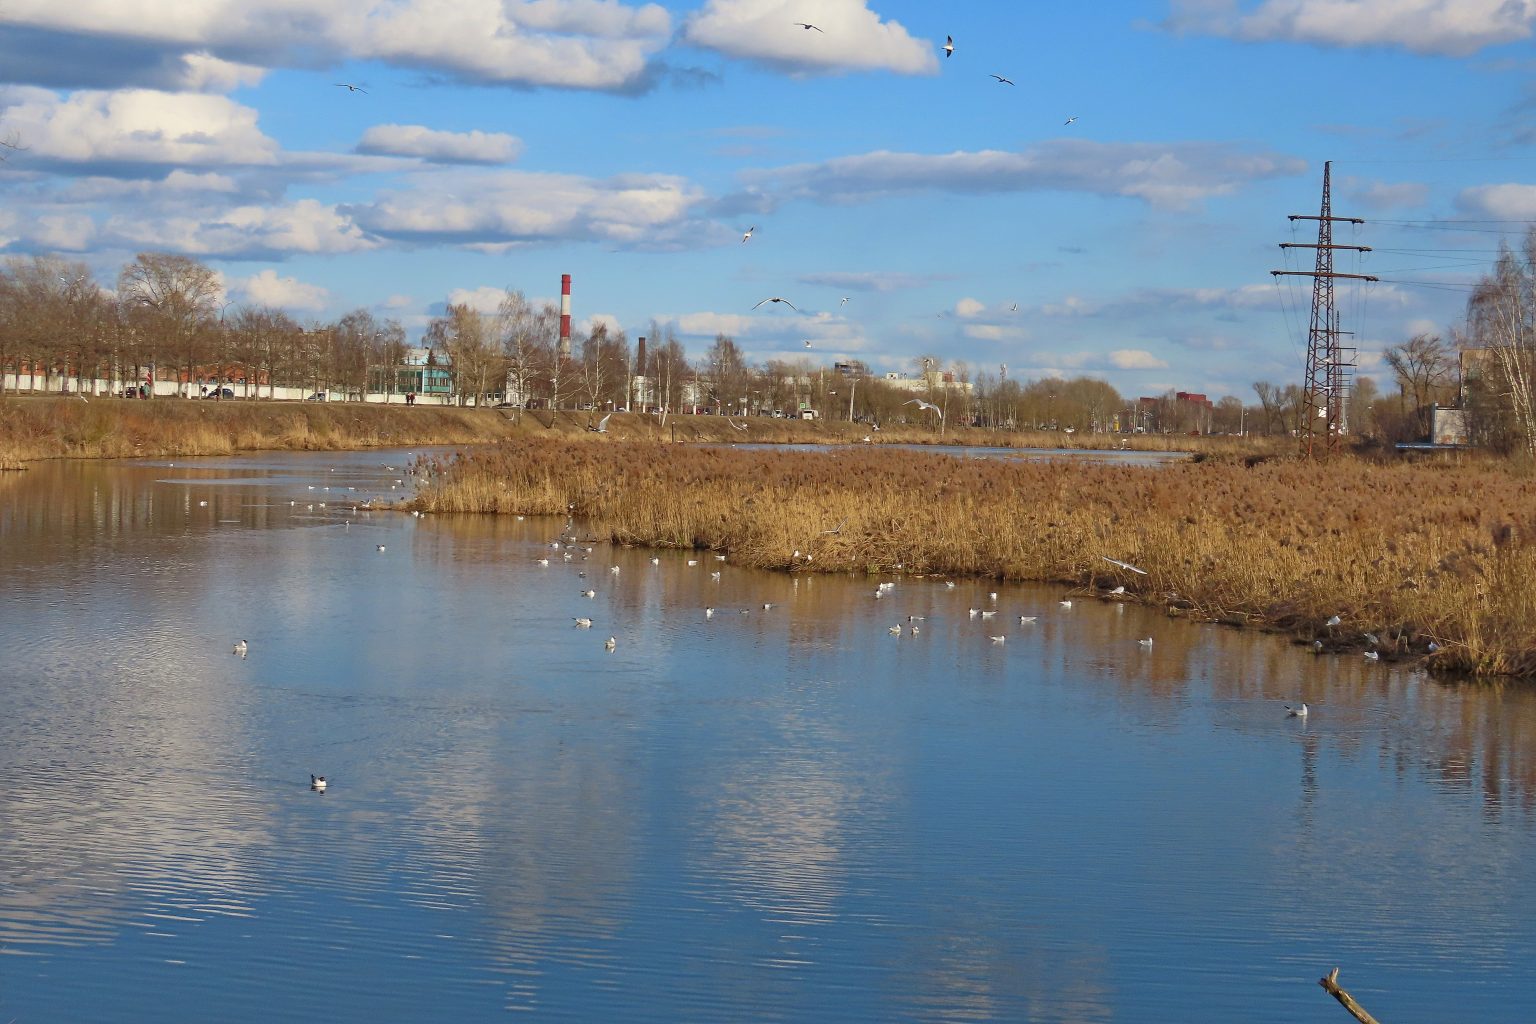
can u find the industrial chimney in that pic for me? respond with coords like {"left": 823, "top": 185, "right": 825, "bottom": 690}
{"left": 558, "top": 274, "right": 572, "bottom": 360}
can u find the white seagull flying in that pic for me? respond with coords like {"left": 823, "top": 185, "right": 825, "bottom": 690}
{"left": 1063, "top": 116, "right": 1078, "bottom": 125}
{"left": 741, "top": 225, "right": 755, "bottom": 243}
{"left": 753, "top": 296, "right": 797, "bottom": 310}
{"left": 794, "top": 21, "right": 823, "bottom": 32}
{"left": 944, "top": 35, "right": 954, "bottom": 58}
{"left": 334, "top": 83, "right": 367, "bottom": 93}
{"left": 990, "top": 74, "right": 1015, "bottom": 85}
{"left": 905, "top": 398, "right": 943, "bottom": 419}
{"left": 1101, "top": 556, "right": 1148, "bottom": 575}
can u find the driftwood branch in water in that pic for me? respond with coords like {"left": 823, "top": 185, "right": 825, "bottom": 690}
{"left": 1319, "top": 967, "right": 1383, "bottom": 1024}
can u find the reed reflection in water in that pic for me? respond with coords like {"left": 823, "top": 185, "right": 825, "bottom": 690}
{"left": 1, "top": 449, "right": 1535, "bottom": 1023}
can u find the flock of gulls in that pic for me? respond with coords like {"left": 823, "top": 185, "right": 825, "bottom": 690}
{"left": 731, "top": 28, "right": 1074, "bottom": 318}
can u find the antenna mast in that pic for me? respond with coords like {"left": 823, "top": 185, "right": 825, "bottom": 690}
{"left": 1271, "top": 160, "right": 1377, "bottom": 457}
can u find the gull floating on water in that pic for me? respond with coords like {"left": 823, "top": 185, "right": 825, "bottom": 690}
{"left": 705, "top": 607, "right": 715, "bottom": 619}
{"left": 1138, "top": 637, "right": 1154, "bottom": 647}
{"left": 536, "top": 558, "right": 549, "bottom": 566}
{"left": 1108, "top": 585, "right": 1126, "bottom": 595}
{"left": 574, "top": 617, "right": 593, "bottom": 628}
{"left": 651, "top": 557, "right": 660, "bottom": 565}
{"left": 1059, "top": 599, "right": 1073, "bottom": 609}
{"left": 233, "top": 639, "right": 248, "bottom": 656}
{"left": 582, "top": 589, "right": 595, "bottom": 598}
{"left": 1286, "top": 703, "right": 1308, "bottom": 718}
{"left": 687, "top": 559, "right": 699, "bottom": 566}
{"left": 610, "top": 565, "right": 621, "bottom": 575}
{"left": 889, "top": 625, "right": 902, "bottom": 635}
{"left": 1019, "top": 615, "right": 1037, "bottom": 624}
{"left": 989, "top": 635, "right": 1006, "bottom": 644}
{"left": 605, "top": 636, "right": 617, "bottom": 651}
{"left": 1363, "top": 650, "right": 1380, "bottom": 661}
{"left": 311, "top": 775, "right": 327, "bottom": 791}
{"left": 376, "top": 544, "right": 386, "bottom": 552}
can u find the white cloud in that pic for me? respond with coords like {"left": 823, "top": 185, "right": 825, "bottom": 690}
{"left": 355, "top": 169, "right": 710, "bottom": 246}
{"left": 30, "top": 213, "right": 96, "bottom": 249}
{"left": 2, "top": 0, "right": 673, "bottom": 92}
{"left": 963, "top": 324, "right": 1031, "bottom": 342}
{"left": 1110, "top": 349, "right": 1170, "bottom": 370}
{"left": 0, "top": 86, "right": 278, "bottom": 167}
{"left": 381, "top": 294, "right": 415, "bottom": 309}
{"left": 744, "top": 140, "right": 1305, "bottom": 210}
{"left": 1458, "top": 183, "right": 1536, "bottom": 219}
{"left": 357, "top": 124, "right": 521, "bottom": 164}
{"left": 179, "top": 53, "right": 267, "bottom": 92}
{"left": 446, "top": 286, "right": 508, "bottom": 313}
{"left": 683, "top": 0, "right": 937, "bottom": 75}
{"left": 954, "top": 297, "right": 985, "bottom": 319}
{"left": 675, "top": 311, "right": 758, "bottom": 336}
{"left": 103, "top": 198, "right": 377, "bottom": 256}
{"left": 581, "top": 313, "right": 622, "bottom": 336}
{"left": 236, "top": 268, "right": 329, "bottom": 310}
{"left": 1165, "top": 0, "right": 1536, "bottom": 56}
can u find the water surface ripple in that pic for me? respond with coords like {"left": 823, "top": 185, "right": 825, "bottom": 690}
{"left": 2, "top": 449, "right": 1534, "bottom": 1022}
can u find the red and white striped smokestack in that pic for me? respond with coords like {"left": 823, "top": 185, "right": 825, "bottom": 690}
{"left": 558, "top": 274, "right": 572, "bottom": 359}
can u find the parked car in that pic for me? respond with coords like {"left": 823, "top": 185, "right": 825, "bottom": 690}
{"left": 305, "top": 392, "right": 327, "bottom": 402}
{"left": 204, "top": 387, "right": 234, "bottom": 399}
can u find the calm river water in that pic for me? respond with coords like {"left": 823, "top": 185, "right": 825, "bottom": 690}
{"left": 2, "top": 448, "right": 1535, "bottom": 1022}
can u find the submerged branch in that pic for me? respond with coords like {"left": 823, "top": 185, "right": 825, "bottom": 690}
{"left": 1319, "top": 968, "right": 1383, "bottom": 1024}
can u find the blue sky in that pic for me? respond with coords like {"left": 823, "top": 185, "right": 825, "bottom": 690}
{"left": 1, "top": 0, "right": 1533, "bottom": 400}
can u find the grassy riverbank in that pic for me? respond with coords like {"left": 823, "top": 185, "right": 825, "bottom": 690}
{"left": 0, "top": 394, "right": 1263, "bottom": 468}
{"left": 409, "top": 438, "right": 1536, "bottom": 678}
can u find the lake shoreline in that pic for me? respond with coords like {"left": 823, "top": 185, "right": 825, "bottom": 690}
{"left": 407, "top": 438, "right": 1536, "bottom": 679}
{"left": 0, "top": 394, "right": 1265, "bottom": 469}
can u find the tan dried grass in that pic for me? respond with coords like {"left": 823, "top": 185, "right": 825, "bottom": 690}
{"left": 411, "top": 438, "right": 1536, "bottom": 678}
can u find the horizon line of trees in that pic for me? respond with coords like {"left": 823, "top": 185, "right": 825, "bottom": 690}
{"left": 5, "top": 246, "right": 1534, "bottom": 448}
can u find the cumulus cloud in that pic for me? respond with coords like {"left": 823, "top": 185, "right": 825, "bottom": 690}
{"left": 1458, "top": 183, "right": 1536, "bottom": 219}
{"left": 357, "top": 124, "right": 521, "bottom": 164}
{"left": 0, "top": 86, "right": 278, "bottom": 170}
{"left": 953, "top": 297, "right": 986, "bottom": 319}
{"left": 102, "top": 198, "right": 377, "bottom": 257}
{"left": 1110, "top": 349, "right": 1170, "bottom": 370}
{"left": 963, "top": 323, "right": 1031, "bottom": 343}
{"left": 236, "top": 268, "right": 329, "bottom": 310}
{"left": 0, "top": 0, "right": 672, "bottom": 92}
{"left": 446, "top": 286, "right": 509, "bottom": 313}
{"left": 675, "top": 311, "right": 759, "bottom": 336}
{"left": 1164, "top": 0, "right": 1536, "bottom": 57}
{"left": 683, "top": 0, "right": 937, "bottom": 75}
{"left": 743, "top": 140, "right": 1305, "bottom": 210}
{"left": 353, "top": 169, "right": 710, "bottom": 247}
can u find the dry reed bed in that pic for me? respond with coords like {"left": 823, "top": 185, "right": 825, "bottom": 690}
{"left": 0, "top": 397, "right": 1274, "bottom": 467}
{"left": 410, "top": 439, "right": 1536, "bottom": 678}
{"left": 0, "top": 396, "right": 522, "bottom": 463}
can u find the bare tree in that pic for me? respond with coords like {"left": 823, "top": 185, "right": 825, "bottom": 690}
{"left": 1466, "top": 229, "right": 1536, "bottom": 457}
{"left": 1383, "top": 333, "right": 1455, "bottom": 439}
{"left": 118, "top": 253, "right": 221, "bottom": 398}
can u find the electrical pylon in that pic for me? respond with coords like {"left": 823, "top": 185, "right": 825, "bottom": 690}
{"left": 1271, "top": 160, "right": 1378, "bottom": 457}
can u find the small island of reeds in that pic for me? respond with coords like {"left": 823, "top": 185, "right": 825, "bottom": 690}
{"left": 410, "top": 438, "right": 1536, "bottom": 679}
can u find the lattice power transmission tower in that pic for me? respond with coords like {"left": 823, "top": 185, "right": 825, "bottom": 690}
{"left": 1271, "top": 160, "right": 1378, "bottom": 457}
